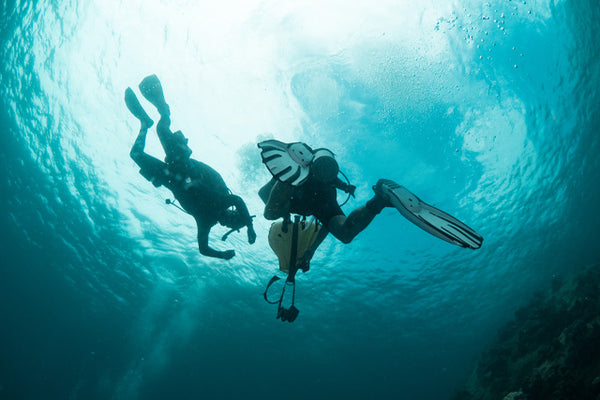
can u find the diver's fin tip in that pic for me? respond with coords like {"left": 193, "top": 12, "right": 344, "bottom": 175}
{"left": 137, "top": 74, "right": 170, "bottom": 117}
{"left": 124, "top": 87, "right": 154, "bottom": 128}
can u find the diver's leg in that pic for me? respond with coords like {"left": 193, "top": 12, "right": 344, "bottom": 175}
{"left": 126, "top": 88, "right": 151, "bottom": 164}
{"left": 327, "top": 206, "right": 378, "bottom": 244}
{"left": 325, "top": 182, "right": 391, "bottom": 244}
{"left": 127, "top": 104, "right": 171, "bottom": 189}
{"left": 138, "top": 75, "right": 184, "bottom": 161}
{"left": 129, "top": 127, "right": 149, "bottom": 164}
{"left": 139, "top": 76, "right": 174, "bottom": 149}
{"left": 155, "top": 114, "right": 175, "bottom": 152}
{"left": 125, "top": 87, "right": 158, "bottom": 168}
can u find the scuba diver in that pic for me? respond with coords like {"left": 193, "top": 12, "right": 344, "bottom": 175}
{"left": 258, "top": 139, "right": 483, "bottom": 321}
{"left": 258, "top": 139, "right": 483, "bottom": 253}
{"left": 124, "top": 74, "right": 256, "bottom": 260}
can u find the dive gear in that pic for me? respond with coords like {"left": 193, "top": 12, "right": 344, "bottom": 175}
{"left": 124, "top": 88, "right": 153, "bottom": 129}
{"left": 258, "top": 140, "right": 313, "bottom": 186}
{"left": 139, "top": 74, "right": 170, "bottom": 117}
{"left": 263, "top": 215, "right": 311, "bottom": 322}
{"left": 258, "top": 140, "right": 340, "bottom": 186}
{"left": 374, "top": 179, "right": 483, "bottom": 249}
{"left": 268, "top": 217, "right": 322, "bottom": 273}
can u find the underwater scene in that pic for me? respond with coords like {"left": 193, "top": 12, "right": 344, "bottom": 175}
{"left": 1, "top": 0, "right": 599, "bottom": 399}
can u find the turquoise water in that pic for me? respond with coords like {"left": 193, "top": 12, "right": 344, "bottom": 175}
{"left": 1, "top": 0, "right": 598, "bottom": 399}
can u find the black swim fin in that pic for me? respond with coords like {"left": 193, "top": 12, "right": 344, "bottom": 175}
{"left": 138, "top": 74, "right": 170, "bottom": 117}
{"left": 124, "top": 88, "right": 153, "bottom": 129}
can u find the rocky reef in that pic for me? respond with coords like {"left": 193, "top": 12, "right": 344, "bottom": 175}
{"left": 454, "top": 263, "right": 600, "bottom": 400}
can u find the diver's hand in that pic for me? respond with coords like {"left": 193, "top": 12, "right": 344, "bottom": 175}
{"left": 221, "top": 250, "right": 235, "bottom": 260}
{"left": 338, "top": 181, "right": 356, "bottom": 197}
{"left": 347, "top": 184, "right": 356, "bottom": 197}
{"left": 247, "top": 225, "right": 257, "bottom": 244}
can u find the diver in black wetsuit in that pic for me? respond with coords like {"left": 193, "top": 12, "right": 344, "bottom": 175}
{"left": 257, "top": 139, "right": 483, "bottom": 268}
{"left": 125, "top": 75, "right": 256, "bottom": 260}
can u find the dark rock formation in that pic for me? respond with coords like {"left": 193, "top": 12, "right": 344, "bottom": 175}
{"left": 454, "top": 263, "right": 600, "bottom": 400}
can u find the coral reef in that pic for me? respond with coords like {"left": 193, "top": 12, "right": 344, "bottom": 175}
{"left": 454, "top": 263, "right": 600, "bottom": 400}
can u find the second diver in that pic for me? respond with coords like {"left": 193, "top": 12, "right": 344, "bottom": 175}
{"left": 125, "top": 74, "right": 256, "bottom": 260}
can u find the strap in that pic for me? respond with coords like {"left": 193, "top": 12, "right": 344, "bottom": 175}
{"left": 288, "top": 280, "right": 296, "bottom": 308}
{"left": 263, "top": 276, "right": 282, "bottom": 304}
{"left": 262, "top": 215, "right": 302, "bottom": 322}
{"left": 263, "top": 276, "right": 296, "bottom": 314}
{"left": 336, "top": 170, "right": 354, "bottom": 207}
{"left": 287, "top": 215, "right": 300, "bottom": 283}
{"left": 165, "top": 198, "right": 191, "bottom": 215}
{"left": 281, "top": 213, "right": 291, "bottom": 233}
{"left": 221, "top": 228, "right": 238, "bottom": 241}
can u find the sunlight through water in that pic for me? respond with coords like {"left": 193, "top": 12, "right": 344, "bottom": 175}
{"left": 1, "top": 0, "right": 599, "bottom": 399}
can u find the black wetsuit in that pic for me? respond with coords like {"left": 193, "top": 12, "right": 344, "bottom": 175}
{"left": 288, "top": 177, "right": 344, "bottom": 228}
{"left": 131, "top": 137, "right": 253, "bottom": 259}
{"left": 137, "top": 153, "right": 230, "bottom": 223}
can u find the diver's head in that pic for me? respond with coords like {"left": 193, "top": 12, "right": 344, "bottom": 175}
{"left": 219, "top": 208, "right": 247, "bottom": 230}
{"left": 165, "top": 130, "right": 193, "bottom": 165}
{"left": 311, "top": 149, "right": 339, "bottom": 183}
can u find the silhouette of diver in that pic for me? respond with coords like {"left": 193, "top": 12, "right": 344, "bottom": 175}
{"left": 125, "top": 74, "right": 256, "bottom": 260}
{"left": 258, "top": 139, "right": 483, "bottom": 269}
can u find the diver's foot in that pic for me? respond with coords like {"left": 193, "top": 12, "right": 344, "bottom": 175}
{"left": 124, "top": 88, "right": 153, "bottom": 129}
{"left": 139, "top": 74, "right": 170, "bottom": 117}
{"left": 372, "top": 179, "right": 398, "bottom": 207}
{"left": 366, "top": 178, "right": 398, "bottom": 214}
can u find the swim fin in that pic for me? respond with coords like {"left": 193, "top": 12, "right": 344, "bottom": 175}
{"left": 375, "top": 179, "right": 483, "bottom": 249}
{"left": 138, "top": 74, "right": 170, "bottom": 117}
{"left": 124, "top": 88, "right": 153, "bottom": 129}
{"left": 258, "top": 139, "right": 314, "bottom": 186}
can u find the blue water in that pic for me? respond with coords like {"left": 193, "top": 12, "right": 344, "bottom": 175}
{"left": 1, "top": 0, "right": 599, "bottom": 399}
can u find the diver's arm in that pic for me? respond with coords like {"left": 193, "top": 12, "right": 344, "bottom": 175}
{"left": 334, "top": 177, "right": 356, "bottom": 197}
{"left": 196, "top": 219, "right": 235, "bottom": 260}
{"left": 264, "top": 181, "right": 293, "bottom": 220}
